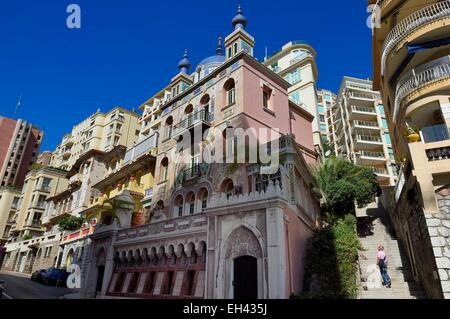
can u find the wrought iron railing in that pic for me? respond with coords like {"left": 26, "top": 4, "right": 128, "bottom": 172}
{"left": 173, "top": 110, "right": 211, "bottom": 137}
{"left": 381, "top": 1, "right": 450, "bottom": 75}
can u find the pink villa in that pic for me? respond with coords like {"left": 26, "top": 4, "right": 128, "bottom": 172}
{"left": 81, "top": 6, "right": 320, "bottom": 299}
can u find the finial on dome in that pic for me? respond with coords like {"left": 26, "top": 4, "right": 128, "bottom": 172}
{"left": 216, "top": 37, "right": 223, "bottom": 55}
{"left": 178, "top": 49, "right": 191, "bottom": 74}
{"left": 232, "top": 4, "right": 248, "bottom": 30}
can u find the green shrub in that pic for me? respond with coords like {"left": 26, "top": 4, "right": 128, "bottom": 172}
{"left": 298, "top": 214, "right": 361, "bottom": 299}
{"left": 58, "top": 216, "right": 85, "bottom": 231}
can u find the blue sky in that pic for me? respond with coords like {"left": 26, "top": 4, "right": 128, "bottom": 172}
{"left": 0, "top": 1, "right": 373, "bottom": 152}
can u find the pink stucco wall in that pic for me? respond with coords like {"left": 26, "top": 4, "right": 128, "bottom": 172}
{"left": 284, "top": 207, "right": 315, "bottom": 296}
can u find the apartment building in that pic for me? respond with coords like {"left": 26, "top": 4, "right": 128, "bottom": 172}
{"left": 370, "top": 0, "right": 450, "bottom": 298}
{"left": 80, "top": 6, "right": 320, "bottom": 300}
{"left": 1, "top": 166, "right": 68, "bottom": 273}
{"left": 317, "top": 89, "right": 337, "bottom": 149}
{"left": 0, "top": 186, "right": 21, "bottom": 245}
{"left": 0, "top": 117, "right": 43, "bottom": 188}
{"left": 50, "top": 107, "right": 141, "bottom": 170}
{"left": 330, "top": 77, "right": 396, "bottom": 186}
{"left": 263, "top": 41, "right": 322, "bottom": 159}
{"left": 37, "top": 151, "right": 52, "bottom": 167}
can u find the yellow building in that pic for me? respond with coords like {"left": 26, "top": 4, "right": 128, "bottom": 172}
{"left": 50, "top": 107, "right": 141, "bottom": 170}
{"left": 370, "top": 0, "right": 450, "bottom": 298}
{"left": 6, "top": 167, "right": 68, "bottom": 242}
{"left": 0, "top": 186, "right": 21, "bottom": 245}
{"left": 85, "top": 138, "right": 157, "bottom": 227}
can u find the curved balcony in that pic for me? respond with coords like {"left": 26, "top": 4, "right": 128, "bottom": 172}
{"left": 381, "top": 1, "right": 450, "bottom": 75}
{"left": 394, "top": 56, "right": 450, "bottom": 120}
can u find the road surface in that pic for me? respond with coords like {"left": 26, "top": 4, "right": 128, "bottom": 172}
{"left": 0, "top": 271, "right": 76, "bottom": 299}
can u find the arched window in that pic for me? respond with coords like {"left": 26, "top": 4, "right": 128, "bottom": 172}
{"left": 164, "top": 116, "right": 173, "bottom": 139}
{"left": 197, "top": 187, "right": 209, "bottom": 212}
{"left": 221, "top": 179, "right": 234, "bottom": 199}
{"left": 184, "top": 104, "right": 193, "bottom": 115}
{"left": 223, "top": 79, "right": 236, "bottom": 107}
{"left": 185, "top": 192, "right": 196, "bottom": 215}
{"left": 174, "top": 195, "right": 184, "bottom": 217}
{"left": 200, "top": 95, "right": 210, "bottom": 113}
{"left": 160, "top": 157, "right": 169, "bottom": 182}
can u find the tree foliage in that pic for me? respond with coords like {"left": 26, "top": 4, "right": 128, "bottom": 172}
{"left": 297, "top": 214, "right": 361, "bottom": 299}
{"left": 311, "top": 156, "right": 379, "bottom": 218}
{"left": 58, "top": 216, "right": 85, "bottom": 231}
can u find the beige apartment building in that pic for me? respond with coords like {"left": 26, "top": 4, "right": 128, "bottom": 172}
{"left": 317, "top": 89, "right": 337, "bottom": 149}
{"left": 370, "top": 0, "right": 450, "bottom": 298}
{"left": 264, "top": 41, "right": 322, "bottom": 158}
{"left": 0, "top": 186, "right": 21, "bottom": 245}
{"left": 330, "top": 76, "right": 396, "bottom": 186}
{"left": 51, "top": 107, "right": 141, "bottom": 170}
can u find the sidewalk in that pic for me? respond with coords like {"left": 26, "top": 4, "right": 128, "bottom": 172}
{"left": 0, "top": 270, "right": 31, "bottom": 279}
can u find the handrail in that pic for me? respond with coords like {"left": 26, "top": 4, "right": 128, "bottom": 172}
{"left": 394, "top": 57, "right": 450, "bottom": 120}
{"left": 381, "top": 1, "right": 450, "bottom": 75}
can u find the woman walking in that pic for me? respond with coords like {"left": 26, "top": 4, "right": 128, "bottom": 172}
{"left": 377, "top": 245, "right": 391, "bottom": 288}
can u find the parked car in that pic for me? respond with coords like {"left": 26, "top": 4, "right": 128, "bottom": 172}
{"left": 0, "top": 280, "right": 4, "bottom": 299}
{"left": 41, "top": 268, "right": 70, "bottom": 287}
{"left": 31, "top": 269, "right": 47, "bottom": 282}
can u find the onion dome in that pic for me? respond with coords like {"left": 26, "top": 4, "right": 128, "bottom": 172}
{"left": 231, "top": 4, "right": 248, "bottom": 30}
{"left": 178, "top": 49, "right": 191, "bottom": 74}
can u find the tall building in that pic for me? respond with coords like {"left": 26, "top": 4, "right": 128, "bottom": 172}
{"left": 370, "top": 0, "right": 450, "bottom": 298}
{"left": 330, "top": 77, "right": 396, "bottom": 186}
{"left": 1, "top": 107, "right": 142, "bottom": 274}
{"left": 79, "top": 6, "right": 320, "bottom": 299}
{"left": 50, "top": 107, "right": 141, "bottom": 170}
{"left": 263, "top": 41, "right": 322, "bottom": 159}
{"left": 0, "top": 117, "right": 43, "bottom": 188}
{"left": 317, "top": 89, "right": 337, "bottom": 153}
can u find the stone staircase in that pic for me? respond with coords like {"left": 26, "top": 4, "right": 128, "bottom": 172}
{"left": 357, "top": 202, "right": 427, "bottom": 299}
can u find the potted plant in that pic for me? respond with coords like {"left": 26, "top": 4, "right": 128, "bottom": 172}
{"left": 402, "top": 125, "right": 420, "bottom": 143}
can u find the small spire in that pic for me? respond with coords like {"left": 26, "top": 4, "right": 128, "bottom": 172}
{"left": 178, "top": 49, "right": 191, "bottom": 74}
{"left": 216, "top": 37, "right": 223, "bottom": 55}
{"left": 232, "top": 4, "right": 248, "bottom": 30}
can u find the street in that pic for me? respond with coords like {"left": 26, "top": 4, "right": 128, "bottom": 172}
{"left": 0, "top": 271, "right": 76, "bottom": 299}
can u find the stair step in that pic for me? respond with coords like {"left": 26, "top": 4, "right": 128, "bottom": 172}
{"left": 357, "top": 205, "right": 427, "bottom": 299}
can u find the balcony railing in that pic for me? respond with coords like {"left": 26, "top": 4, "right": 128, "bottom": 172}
{"left": 123, "top": 133, "right": 158, "bottom": 166}
{"left": 35, "top": 202, "right": 46, "bottom": 209}
{"left": 172, "top": 110, "right": 212, "bottom": 137}
{"left": 348, "top": 92, "right": 378, "bottom": 100}
{"left": 372, "top": 167, "right": 389, "bottom": 175}
{"left": 381, "top": 1, "right": 450, "bottom": 75}
{"left": 355, "top": 135, "right": 382, "bottom": 143}
{"left": 177, "top": 164, "right": 209, "bottom": 184}
{"left": 353, "top": 120, "right": 379, "bottom": 128}
{"left": 360, "top": 151, "right": 385, "bottom": 158}
{"left": 394, "top": 56, "right": 450, "bottom": 120}
{"left": 351, "top": 105, "right": 376, "bottom": 114}
{"left": 289, "top": 51, "right": 313, "bottom": 66}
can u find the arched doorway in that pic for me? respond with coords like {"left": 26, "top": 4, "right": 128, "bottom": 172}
{"left": 233, "top": 256, "right": 257, "bottom": 299}
{"left": 95, "top": 248, "right": 106, "bottom": 298}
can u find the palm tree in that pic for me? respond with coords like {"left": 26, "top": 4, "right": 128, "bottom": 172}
{"left": 311, "top": 156, "right": 379, "bottom": 220}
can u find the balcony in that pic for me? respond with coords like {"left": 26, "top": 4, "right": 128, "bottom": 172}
{"left": 172, "top": 110, "right": 212, "bottom": 140}
{"left": 348, "top": 91, "right": 378, "bottom": 102}
{"left": 353, "top": 120, "right": 380, "bottom": 130}
{"left": 350, "top": 105, "right": 377, "bottom": 121}
{"left": 25, "top": 220, "right": 42, "bottom": 229}
{"left": 289, "top": 51, "right": 313, "bottom": 66}
{"left": 34, "top": 202, "right": 46, "bottom": 210}
{"left": 372, "top": 167, "right": 390, "bottom": 177}
{"left": 122, "top": 133, "right": 158, "bottom": 166}
{"left": 353, "top": 134, "right": 383, "bottom": 150}
{"left": 176, "top": 164, "right": 210, "bottom": 185}
{"left": 358, "top": 151, "right": 387, "bottom": 165}
{"left": 394, "top": 56, "right": 450, "bottom": 121}
{"left": 381, "top": 1, "right": 450, "bottom": 76}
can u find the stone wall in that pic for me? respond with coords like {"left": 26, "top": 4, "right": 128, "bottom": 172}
{"left": 427, "top": 186, "right": 450, "bottom": 298}
{"left": 385, "top": 180, "right": 444, "bottom": 299}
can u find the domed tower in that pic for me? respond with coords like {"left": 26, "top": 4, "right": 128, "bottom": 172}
{"left": 178, "top": 49, "right": 191, "bottom": 74}
{"left": 224, "top": 5, "right": 255, "bottom": 61}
